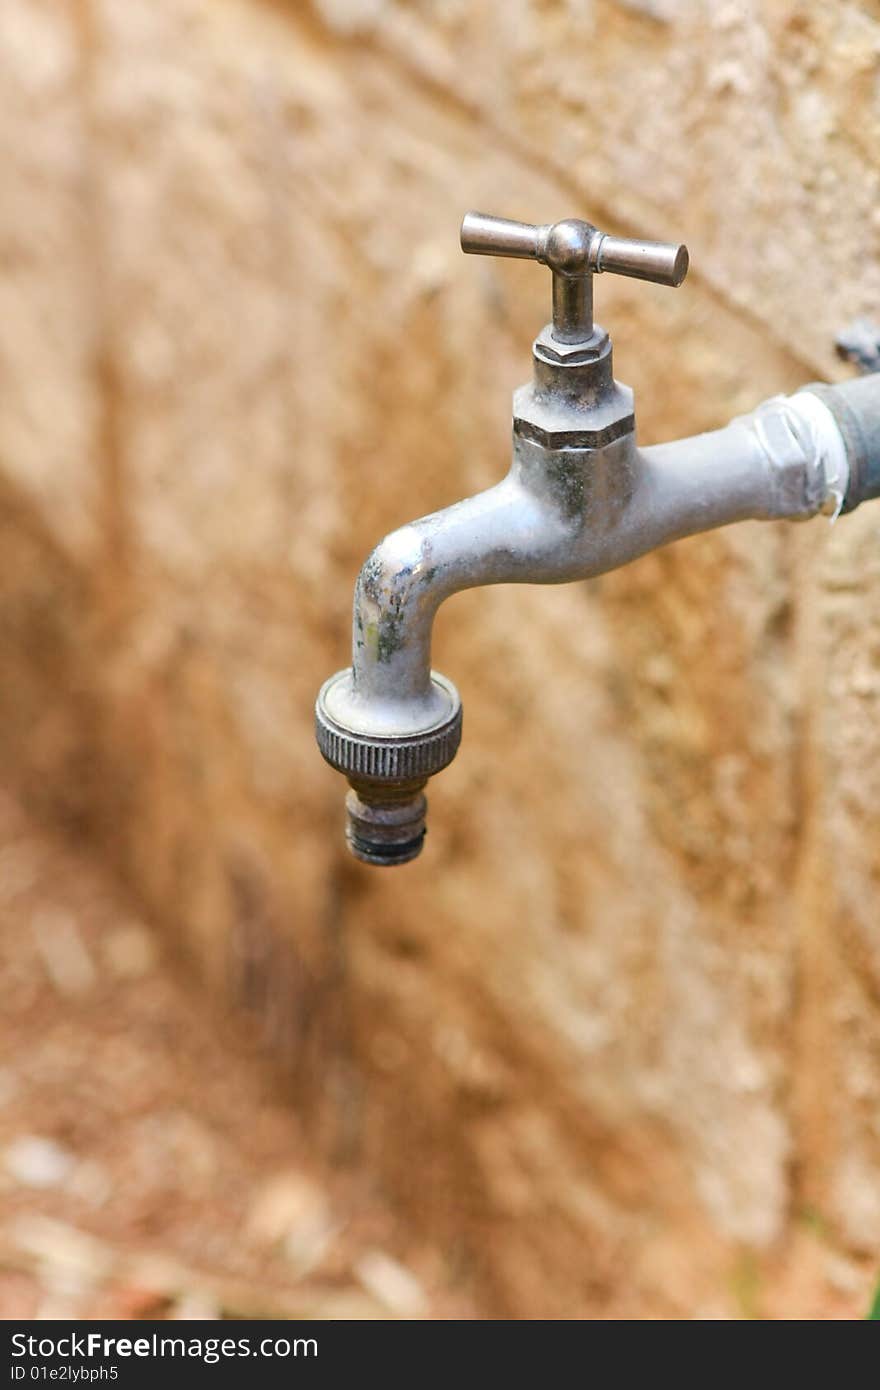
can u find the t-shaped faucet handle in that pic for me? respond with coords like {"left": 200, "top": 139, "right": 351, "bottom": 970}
{"left": 460, "top": 211, "right": 689, "bottom": 345}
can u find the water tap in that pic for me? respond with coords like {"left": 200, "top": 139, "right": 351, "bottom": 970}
{"left": 316, "top": 210, "right": 880, "bottom": 864}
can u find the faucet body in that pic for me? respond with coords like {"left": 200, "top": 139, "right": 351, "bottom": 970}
{"left": 316, "top": 213, "right": 880, "bottom": 864}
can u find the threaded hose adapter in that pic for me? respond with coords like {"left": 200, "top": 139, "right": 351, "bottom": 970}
{"left": 315, "top": 669, "right": 462, "bottom": 865}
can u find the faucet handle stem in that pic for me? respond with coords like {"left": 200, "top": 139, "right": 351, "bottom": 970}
{"left": 460, "top": 211, "right": 688, "bottom": 344}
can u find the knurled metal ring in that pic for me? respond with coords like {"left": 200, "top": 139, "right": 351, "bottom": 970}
{"left": 315, "top": 685, "right": 463, "bottom": 783}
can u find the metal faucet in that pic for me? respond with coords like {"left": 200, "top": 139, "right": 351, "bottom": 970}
{"left": 316, "top": 210, "right": 880, "bottom": 865}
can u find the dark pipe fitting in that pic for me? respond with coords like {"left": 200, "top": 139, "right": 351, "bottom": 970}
{"left": 805, "top": 374, "right": 880, "bottom": 512}
{"left": 344, "top": 780, "right": 428, "bottom": 866}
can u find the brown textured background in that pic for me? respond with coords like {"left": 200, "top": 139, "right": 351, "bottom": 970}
{"left": 1, "top": 0, "right": 880, "bottom": 1317}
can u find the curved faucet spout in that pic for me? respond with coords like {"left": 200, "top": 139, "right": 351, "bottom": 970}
{"left": 347, "top": 390, "right": 846, "bottom": 732}
{"left": 350, "top": 475, "right": 561, "bottom": 727}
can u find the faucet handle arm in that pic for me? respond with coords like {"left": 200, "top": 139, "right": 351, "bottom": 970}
{"left": 591, "top": 233, "right": 689, "bottom": 288}
{"left": 460, "top": 210, "right": 688, "bottom": 343}
{"left": 459, "top": 212, "right": 549, "bottom": 262}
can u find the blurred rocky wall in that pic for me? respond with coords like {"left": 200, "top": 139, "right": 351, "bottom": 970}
{"left": 1, "top": 0, "right": 879, "bottom": 1316}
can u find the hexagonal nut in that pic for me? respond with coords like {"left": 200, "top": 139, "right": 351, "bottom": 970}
{"left": 513, "top": 379, "right": 635, "bottom": 451}
{"left": 533, "top": 323, "right": 609, "bottom": 366}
